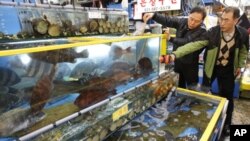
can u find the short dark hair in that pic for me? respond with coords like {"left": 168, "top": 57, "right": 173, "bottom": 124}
{"left": 190, "top": 6, "right": 207, "bottom": 20}
{"left": 223, "top": 6, "right": 240, "bottom": 19}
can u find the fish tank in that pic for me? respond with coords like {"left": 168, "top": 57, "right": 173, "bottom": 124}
{"left": 105, "top": 88, "right": 228, "bottom": 141}
{"left": 0, "top": 32, "right": 179, "bottom": 140}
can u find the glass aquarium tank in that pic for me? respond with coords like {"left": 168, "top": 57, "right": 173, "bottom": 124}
{"left": 105, "top": 88, "right": 227, "bottom": 141}
{"left": 0, "top": 32, "right": 178, "bottom": 140}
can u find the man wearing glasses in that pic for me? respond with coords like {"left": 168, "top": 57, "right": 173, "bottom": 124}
{"left": 143, "top": 7, "right": 207, "bottom": 90}
{"left": 167, "top": 6, "right": 249, "bottom": 135}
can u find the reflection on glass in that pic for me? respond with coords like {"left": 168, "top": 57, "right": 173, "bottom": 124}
{"left": 0, "top": 37, "right": 161, "bottom": 139}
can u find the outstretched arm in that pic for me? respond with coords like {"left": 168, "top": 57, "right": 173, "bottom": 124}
{"left": 167, "top": 40, "right": 208, "bottom": 62}
{"left": 170, "top": 28, "right": 206, "bottom": 46}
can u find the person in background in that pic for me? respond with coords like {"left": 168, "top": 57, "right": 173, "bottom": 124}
{"left": 167, "top": 6, "right": 249, "bottom": 135}
{"left": 143, "top": 7, "right": 207, "bottom": 89}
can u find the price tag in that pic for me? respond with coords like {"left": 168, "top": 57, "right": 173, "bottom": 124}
{"left": 88, "top": 11, "right": 102, "bottom": 19}
{"left": 112, "top": 104, "right": 129, "bottom": 121}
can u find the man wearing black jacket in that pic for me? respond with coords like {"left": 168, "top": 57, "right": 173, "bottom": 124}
{"left": 143, "top": 7, "right": 207, "bottom": 89}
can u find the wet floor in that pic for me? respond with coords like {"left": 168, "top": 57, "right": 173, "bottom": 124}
{"left": 233, "top": 97, "right": 250, "bottom": 124}
{"left": 220, "top": 96, "right": 250, "bottom": 141}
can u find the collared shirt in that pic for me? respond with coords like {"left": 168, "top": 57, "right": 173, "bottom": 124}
{"left": 222, "top": 28, "right": 235, "bottom": 41}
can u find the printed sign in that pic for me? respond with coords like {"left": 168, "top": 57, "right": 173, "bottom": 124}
{"left": 137, "top": 0, "right": 181, "bottom": 13}
{"left": 88, "top": 11, "right": 102, "bottom": 19}
{"left": 112, "top": 104, "right": 129, "bottom": 121}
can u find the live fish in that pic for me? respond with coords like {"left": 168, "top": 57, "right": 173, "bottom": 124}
{"left": 103, "top": 61, "right": 133, "bottom": 83}
{"left": 29, "top": 65, "right": 56, "bottom": 114}
{"left": 25, "top": 60, "right": 71, "bottom": 81}
{"left": 0, "top": 67, "right": 21, "bottom": 86}
{"left": 70, "top": 59, "right": 97, "bottom": 79}
{"left": 84, "top": 76, "right": 117, "bottom": 91}
{"left": 103, "top": 61, "right": 133, "bottom": 77}
{"left": 26, "top": 60, "right": 54, "bottom": 78}
{"left": 137, "top": 57, "right": 153, "bottom": 76}
{"left": 74, "top": 88, "right": 110, "bottom": 109}
{"left": 110, "top": 70, "right": 132, "bottom": 84}
{"left": 0, "top": 107, "right": 46, "bottom": 136}
{"left": 74, "top": 77, "right": 117, "bottom": 109}
{"left": 167, "top": 94, "right": 199, "bottom": 113}
{"left": 54, "top": 63, "right": 71, "bottom": 80}
{"left": 29, "top": 48, "right": 89, "bottom": 64}
{"left": 112, "top": 46, "right": 132, "bottom": 60}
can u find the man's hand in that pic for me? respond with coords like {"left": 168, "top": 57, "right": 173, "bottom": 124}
{"left": 143, "top": 13, "right": 154, "bottom": 23}
{"left": 163, "top": 28, "right": 171, "bottom": 40}
{"left": 234, "top": 68, "right": 241, "bottom": 78}
{"left": 159, "top": 54, "right": 175, "bottom": 64}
